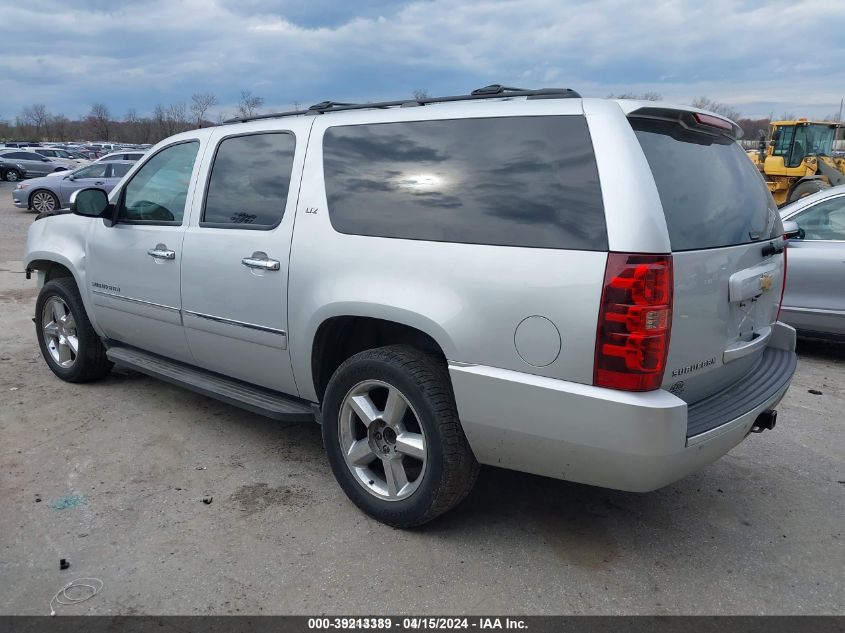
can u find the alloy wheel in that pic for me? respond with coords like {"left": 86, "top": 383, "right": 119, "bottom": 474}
{"left": 41, "top": 297, "right": 78, "bottom": 368}
{"left": 32, "top": 192, "right": 57, "bottom": 213}
{"left": 338, "top": 379, "right": 427, "bottom": 501}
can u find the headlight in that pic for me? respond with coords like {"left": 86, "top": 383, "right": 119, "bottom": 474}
{"left": 16, "top": 183, "right": 28, "bottom": 190}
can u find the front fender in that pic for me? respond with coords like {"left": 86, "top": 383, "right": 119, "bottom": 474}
{"left": 25, "top": 215, "right": 103, "bottom": 335}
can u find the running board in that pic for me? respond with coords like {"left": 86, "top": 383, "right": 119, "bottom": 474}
{"left": 106, "top": 346, "right": 314, "bottom": 422}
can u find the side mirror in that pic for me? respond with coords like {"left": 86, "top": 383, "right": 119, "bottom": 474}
{"left": 42, "top": 158, "right": 51, "bottom": 162}
{"left": 782, "top": 220, "right": 804, "bottom": 240}
{"left": 70, "top": 188, "right": 112, "bottom": 219}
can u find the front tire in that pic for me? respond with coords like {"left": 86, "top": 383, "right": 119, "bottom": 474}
{"left": 35, "top": 277, "right": 112, "bottom": 383}
{"left": 322, "top": 345, "right": 479, "bottom": 528}
{"left": 30, "top": 190, "right": 59, "bottom": 213}
{"left": 788, "top": 179, "right": 830, "bottom": 203}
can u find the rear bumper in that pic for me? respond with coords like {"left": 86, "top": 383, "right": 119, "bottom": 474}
{"left": 449, "top": 322, "right": 797, "bottom": 492}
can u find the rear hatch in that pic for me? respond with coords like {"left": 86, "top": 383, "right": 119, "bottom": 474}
{"left": 629, "top": 109, "right": 784, "bottom": 405}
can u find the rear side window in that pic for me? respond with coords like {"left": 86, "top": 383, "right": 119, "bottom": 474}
{"left": 632, "top": 118, "right": 780, "bottom": 251}
{"left": 202, "top": 132, "right": 296, "bottom": 228}
{"left": 109, "top": 163, "right": 132, "bottom": 178}
{"left": 322, "top": 116, "right": 606, "bottom": 250}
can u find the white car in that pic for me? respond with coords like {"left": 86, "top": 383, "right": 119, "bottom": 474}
{"left": 21, "top": 147, "right": 88, "bottom": 169}
{"left": 94, "top": 150, "right": 147, "bottom": 163}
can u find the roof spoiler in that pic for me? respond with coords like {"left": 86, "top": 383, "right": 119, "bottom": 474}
{"left": 625, "top": 105, "right": 742, "bottom": 140}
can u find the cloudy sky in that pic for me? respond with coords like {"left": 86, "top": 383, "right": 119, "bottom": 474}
{"left": 2, "top": 0, "right": 844, "bottom": 122}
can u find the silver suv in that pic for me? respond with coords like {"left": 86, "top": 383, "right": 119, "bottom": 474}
{"left": 24, "top": 86, "right": 797, "bottom": 527}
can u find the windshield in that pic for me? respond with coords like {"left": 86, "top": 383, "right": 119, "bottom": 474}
{"left": 794, "top": 124, "right": 836, "bottom": 158}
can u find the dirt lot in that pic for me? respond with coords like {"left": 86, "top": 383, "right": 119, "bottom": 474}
{"left": 0, "top": 179, "right": 842, "bottom": 615}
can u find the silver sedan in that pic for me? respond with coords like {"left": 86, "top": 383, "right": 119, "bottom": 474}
{"left": 780, "top": 184, "right": 845, "bottom": 339}
{"left": 11, "top": 160, "right": 136, "bottom": 213}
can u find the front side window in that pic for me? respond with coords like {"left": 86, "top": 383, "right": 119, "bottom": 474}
{"left": 772, "top": 126, "right": 795, "bottom": 159}
{"left": 322, "top": 116, "right": 606, "bottom": 250}
{"left": 74, "top": 163, "right": 108, "bottom": 179}
{"left": 793, "top": 196, "right": 845, "bottom": 240}
{"left": 202, "top": 132, "right": 296, "bottom": 228}
{"left": 119, "top": 141, "right": 199, "bottom": 224}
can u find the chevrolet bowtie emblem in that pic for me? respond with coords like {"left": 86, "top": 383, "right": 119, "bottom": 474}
{"left": 760, "top": 273, "right": 773, "bottom": 292}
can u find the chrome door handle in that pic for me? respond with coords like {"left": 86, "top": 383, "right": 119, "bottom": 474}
{"left": 242, "top": 251, "right": 280, "bottom": 271}
{"left": 147, "top": 244, "right": 176, "bottom": 260}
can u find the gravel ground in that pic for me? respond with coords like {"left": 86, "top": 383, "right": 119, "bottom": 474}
{"left": 0, "top": 180, "right": 842, "bottom": 615}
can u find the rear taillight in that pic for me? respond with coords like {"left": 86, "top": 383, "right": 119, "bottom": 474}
{"left": 594, "top": 253, "right": 673, "bottom": 391}
{"left": 777, "top": 246, "right": 787, "bottom": 321}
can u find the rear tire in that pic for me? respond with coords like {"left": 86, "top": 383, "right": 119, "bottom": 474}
{"left": 4, "top": 169, "right": 21, "bottom": 182}
{"left": 322, "top": 345, "right": 479, "bottom": 528}
{"left": 35, "top": 277, "right": 112, "bottom": 383}
{"left": 788, "top": 179, "right": 830, "bottom": 203}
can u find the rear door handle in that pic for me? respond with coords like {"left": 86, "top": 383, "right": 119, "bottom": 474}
{"left": 242, "top": 251, "right": 280, "bottom": 271}
{"left": 147, "top": 244, "right": 176, "bottom": 260}
{"left": 94, "top": 181, "right": 105, "bottom": 185}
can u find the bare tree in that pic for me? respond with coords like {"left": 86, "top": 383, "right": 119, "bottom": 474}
{"left": 413, "top": 89, "right": 429, "bottom": 100}
{"left": 49, "top": 114, "right": 70, "bottom": 141}
{"left": 152, "top": 103, "right": 167, "bottom": 137}
{"left": 87, "top": 103, "right": 111, "bottom": 140}
{"left": 237, "top": 90, "right": 264, "bottom": 118}
{"left": 690, "top": 96, "right": 742, "bottom": 121}
{"left": 20, "top": 104, "right": 50, "bottom": 138}
{"left": 191, "top": 92, "right": 218, "bottom": 128}
{"left": 166, "top": 102, "right": 188, "bottom": 131}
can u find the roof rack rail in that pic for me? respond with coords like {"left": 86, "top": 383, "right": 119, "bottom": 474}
{"left": 222, "top": 84, "right": 580, "bottom": 125}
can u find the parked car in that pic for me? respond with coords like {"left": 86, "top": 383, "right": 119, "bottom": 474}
{"left": 780, "top": 184, "right": 845, "bottom": 339}
{"left": 0, "top": 157, "right": 27, "bottom": 182}
{"left": 94, "top": 150, "right": 147, "bottom": 163}
{"left": 13, "top": 160, "right": 135, "bottom": 213}
{"left": 23, "top": 87, "right": 797, "bottom": 527}
{"left": 24, "top": 147, "right": 89, "bottom": 166}
{"left": 0, "top": 150, "right": 70, "bottom": 177}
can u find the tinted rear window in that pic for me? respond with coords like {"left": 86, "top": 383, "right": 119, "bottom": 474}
{"left": 323, "top": 116, "right": 606, "bottom": 250}
{"left": 632, "top": 118, "right": 780, "bottom": 251}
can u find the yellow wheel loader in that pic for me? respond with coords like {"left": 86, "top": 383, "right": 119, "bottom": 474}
{"left": 747, "top": 120, "right": 845, "bottom": 206}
